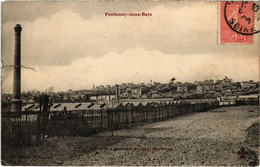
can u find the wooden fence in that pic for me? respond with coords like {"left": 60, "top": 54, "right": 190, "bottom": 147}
{"left": 2, "top": 101, "right": 218, "bottom": 147}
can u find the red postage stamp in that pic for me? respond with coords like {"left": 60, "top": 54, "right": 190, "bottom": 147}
{"left": 219, "top": 1, "right": 259, "bottom": 44}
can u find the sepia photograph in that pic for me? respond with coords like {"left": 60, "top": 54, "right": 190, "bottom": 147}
{"left": 1, "top": 1, "right": 260, "bottom": 166}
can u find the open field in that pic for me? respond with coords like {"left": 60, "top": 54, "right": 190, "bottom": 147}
{"left": 2, "top": 105, "right": 259, "bottom": 166}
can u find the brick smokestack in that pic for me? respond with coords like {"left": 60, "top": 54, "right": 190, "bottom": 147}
{"left": 107, "top": 85, "right": 111, "bottom": 102}
{"left": 115, "top": 84, "right": 120, "bottom": 102}
{"left": 11, "top": 24, "right": 22, "bottom": 112}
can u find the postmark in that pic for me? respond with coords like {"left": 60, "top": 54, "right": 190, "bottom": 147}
{"left": 219, "top": 1, "right": 259, "bottom": 44}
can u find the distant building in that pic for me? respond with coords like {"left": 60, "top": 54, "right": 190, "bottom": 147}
{"left": 214, "top": 84, "right": 223, "bottom": 92}
{"left": 153, "top": 82, "right": 161, "bottom": 85}
{"left": 90, "top": 95, "right": 116, "bottom": 101}
{"left": 222, "top": 76, "right": 233, "bottom": 84}
{"left": 147, "top": 83, "right": 152, "bottom": 87}
{"left": 141, "top": 94, "right": 147, "bottom": 99}
{"left": 204, "top": 80, "right": 210, "bottom": 84}
{"left": 218, "top": 95, "right": 237, "bottom": 106}
{"left": 203, "top": 80, "right": 214, "bottom": 84}
{"left": 196, "top": 84, "right": 216, "bottom": 93}
{"left": 241, "top": 81, "right": 257, "bottom": 89}
{"left": 67, "top": 89, "right": 74, "bottom": 94}
{"left": 216, "top": 80, "right": 222, "bottom": 84}
{"left": 203, "top": 84, "right": 215, "bottom": 91}
{"left": 151, "top": 93, "right": 161, "bottom": 98}
{"left": 121, "top": 93, "right": 129, "bottom": 98}
{"left": 196, "top": 85, "right": 203, "bottom": 93}
{"left": 126, "top": 87, "right": 131, "bottom": 92}
{"left": 241, "top": 82, "right": 249, "bottom": 89}
{"left": 177, "top": 86, "right": 188, "bottom": 93}
{"left": 127, "top": 83, "right": 134, "bottom": 87}
{"left": 131, "top": 88, "right": 142, "bottom": 98}
{"left": 97, "top": 85, "right": 105, "bottom": 89}
{"left": 121, "top": 83, "right": 127, "bottom": 88}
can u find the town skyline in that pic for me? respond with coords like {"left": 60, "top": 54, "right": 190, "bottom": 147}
{"left": 1, "top": 75, "right": 259, "bottom": 94}
{"left": 2, "top": 76, "right": 259, "bottom": 105}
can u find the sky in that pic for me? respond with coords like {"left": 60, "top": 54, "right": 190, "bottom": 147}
{"left": 1, "top": 1, "right": 259, "bottom": 93}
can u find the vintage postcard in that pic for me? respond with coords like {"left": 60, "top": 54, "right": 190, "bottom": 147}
{"left": 1, "top": 1, "right": 259, "bottom": 166}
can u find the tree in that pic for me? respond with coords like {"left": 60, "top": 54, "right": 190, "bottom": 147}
{"left": 170, "top": 77, "right": 176, "bottom": 82}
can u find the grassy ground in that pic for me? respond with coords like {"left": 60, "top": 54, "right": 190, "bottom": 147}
{"left": 2, "top": 105, "right": 259, "bottom": 166}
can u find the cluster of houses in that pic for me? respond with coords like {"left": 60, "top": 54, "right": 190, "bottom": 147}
{"left": 92, "top": 77, "right": 258, "bottom": 100}
{"left": 2, "top": 77, "right": 259, "bottom": 105}
{"left": 177, "top": 77, "right": 255, "bottom": 93}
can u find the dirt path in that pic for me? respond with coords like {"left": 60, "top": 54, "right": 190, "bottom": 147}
{"left": 3, "top": 105, "right": 259, "bottom": 166}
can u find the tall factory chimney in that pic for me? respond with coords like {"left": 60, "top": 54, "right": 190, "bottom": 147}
{"left": 115, "top": 84, "right": 120, "bottom": 102}
{"left": 11, "top": 24, "right": 22, "bottom": 112}
{"left": 107, "top": 85, "right": 111, "bottom": 102}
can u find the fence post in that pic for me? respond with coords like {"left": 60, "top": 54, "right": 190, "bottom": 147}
{"left": 130, "top": 108, "right": 133, "bottom": 127}
{"left": 162, "top": 105, "right": 164, "bottom": 120}
{"left": 176, "top": 103, "right": 179, "bottom": 117}
{"left": 25, "top": 114, "right": 28, "bottom": 145}
{"left": 168, "top": 103, "right": 171, "bottom": 118}
{"left": 100, "top": 109, "right": 103, "bottom": 130}
{"left": 111, "top": 110, "right": 114, "bottom": 137}
{"left": 37, "top": 112, "right": 41, "bottom": 145}
{"left": 69, "top": 110, "right": 72, "bottom": 136}
{"left": 125, "top": 110, "right": 128, "bottom": 128}
{"left": 82, "top": 110, "right": 84, "bottom": 131}
{"left": 147, "top": 106, "right": 150, "bottom": 123}
{"left": 161, "top": 106, "right": 163, "bottom": 120}
{"left": 186, "top": 103, "right": 188, "bottom": 115}
{"left": 177, "top": 103, "right": 180, "bottom": 116}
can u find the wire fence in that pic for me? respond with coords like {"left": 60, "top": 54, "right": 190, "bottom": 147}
{"left": 2, "top": 101, "right": 218, "bottom": 147}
